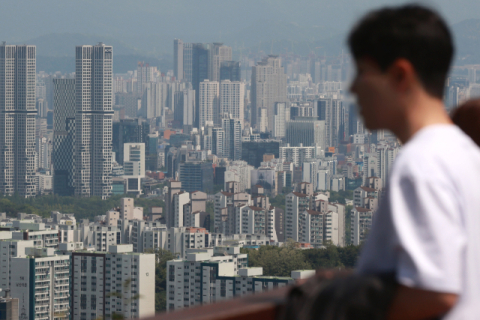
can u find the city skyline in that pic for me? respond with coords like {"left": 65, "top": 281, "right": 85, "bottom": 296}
{"left": 0, "top": 2, "right": 478, "bottom": 319}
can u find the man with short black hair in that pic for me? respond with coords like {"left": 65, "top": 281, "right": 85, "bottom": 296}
{"left": 349, "top": 5, "right": 480, "bottom": 319}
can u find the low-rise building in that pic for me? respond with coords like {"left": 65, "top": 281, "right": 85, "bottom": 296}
{"left": 166, "top": 246, "right": 314, "bottom": 312}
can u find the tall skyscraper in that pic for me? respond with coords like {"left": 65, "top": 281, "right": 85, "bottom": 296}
{"left": 273, "top": 102, "right": 290, "bottom": 138}
{"left": 251, "top": 55, "right": 287, "bottom": 133}
{"left": 53, "top": 79, "right": 76, "bottom": 196}
{"left": 198, "top": 80, "right": 218, "bottom": 128}
{"left": 222, "top": 116, "right": 242, "bottom": 160}
{"left": 209, "top": 43, "right": 232, "bottom": 82}
{"left": 220, "top": 61, "right": 241, "bottom": 81}
{"left": 192, "top": 43, "right": 210, "bottom": 127}
{"left": 75, "top": 43, "right": 113, "bottom": 199}
{"left": 316, "top": 98, "right": 345, "bottom": 147}
{"left": 141, "top": 82, "right": 165, "bottom": 119}
{"left": 183, "top": 43, "right": 193, "bottom": 83}
{"left": 173, "top": 39, "right": 184, "bottom": 81}
{"left": 173, "top": 89, "right": 195, "bottom": 133}
{"left": 219, "top": 80, "right": 244, "bottom": 127}
{"left": 0, "top": 43, "right": 37, "bottom": 197}
{"left": 212, "top": 127, "right": 225, "bottom": 158}
{"left": 36, "top": 98, "right": 48, "bottom": 118}
{"left": 191, "top": 43, "right": 233, "bottom": 127}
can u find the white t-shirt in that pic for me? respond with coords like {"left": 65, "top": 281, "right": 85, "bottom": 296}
{"left": 357, "top": 124, "right": 480, "bottom": 319}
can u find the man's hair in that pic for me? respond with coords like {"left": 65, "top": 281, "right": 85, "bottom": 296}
{"left": 348, "top": 5, "right": 454, "bottom": 98}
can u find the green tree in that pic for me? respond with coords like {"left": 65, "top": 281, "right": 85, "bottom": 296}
{"left": 241, "top": 240, "right": 311, "bottom": 276}
{"left": 0, "top": 194, "right": 164, "bottom": 221}
{"left": 270, "top": 194, "right": 286, "bottom": 212}
{"left": 302, "top": 244, "right": 343, "bottom": 269}
{"left": 326, "top": 190, "right": 353, "bottom": 205}
{"left": 338, "top": 245, "right": 361, "bottom": 268}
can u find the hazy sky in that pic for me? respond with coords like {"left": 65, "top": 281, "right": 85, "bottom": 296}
{"left": 1, "top": 0, "right": 479, "bottom": 56}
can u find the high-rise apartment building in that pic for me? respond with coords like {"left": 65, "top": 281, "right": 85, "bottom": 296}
{"left": 36, "top": 99, "right": 48, "bottom": 118}
{"left": 53, "top": 79, "right": 76, "bottom": 196}
{"left": 35, "top": 137, "right": 50, "bottom": 170}
{"left": 173, "top": 89, "right": 195, "bottom": 133}
{"left": 74, "top": 43, "right": 113, "bottom": 199}
{"left": 251, "top": 55, "right": 287, "bottom": 132}
{"left": 219, "top": 80, "right": 244, "bottom": 127}
{"left": 191, "top": 43, "right": 233, "bottom": 127}
{"left": 316, "top": 98, "right": 346, "bottom": 147}
{"left": 136, "top": 62, "right": 155, "bottom": 93}
{"left": 70, "top": 245, "right": 155, "bottom": 320}
{"left": 376, "top": 143, "right": 399, "bottom": 189}
{"left": 284, "top": 192, "right": 310, "bottom": 241}
{"left": 212, "top": 127, "right": 225, "bottom": 158}
{"left": 198, "top": 80, "right": 218, "bottom": 128}
{"left": 0, "top": 240, "right": 35, "bottom": 291}
{"left": 222, "top": 116, "right": 242, "bottom": 160}
{"left": 166, "top": 180, "right": 182, "bottom": 228}
{"left": 141, "top": 82, "right": 165, "bottom": 119}
{"left": 273, "top": 102, "right": 290, "bottom": 138}
{"left": 192, "top": 44, "right": 209, "bottom": 127}
{"left": 11, "top": 248, "right": 70, "bottom": 320}
{"left": 0, "top": 43, "right": 37, "bottom": 197}
{"left": 173, "top": 39, "right": 184, "bottom": 81}
{"left": 279, "top": 145, "right": 317, "bottom": 167}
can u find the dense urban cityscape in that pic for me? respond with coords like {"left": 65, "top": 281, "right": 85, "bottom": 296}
{"left": 1, "top": 1, "right": 480, "bottom": 320}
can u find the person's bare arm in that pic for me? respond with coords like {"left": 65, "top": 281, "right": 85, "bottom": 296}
{"left": 388, "top": 285, "right": 458, "bottom": 320}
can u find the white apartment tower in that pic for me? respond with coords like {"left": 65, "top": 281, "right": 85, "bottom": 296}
{"left": 317, "top": 98, "right": 345, "bottom": 148}
{"left": 273, "top": 102, "right": 290, "bottom": 138}
{"left": 198, "top": 80, "right": 218, "bottom": 128}
{"left": 219, "top": 80, "right": 244, "bottom": 127}
{"left": 11, "top": 248, "right": 71, "bottom": 320}
{"left": 0, "top": 239, "right": 35, "bottom": 291}
{"left": 71, "top": 245, "right": 155, "bottom": 320}
{"left": 0, "top": 43, "right": 37, "bottom": 197}
{"left": 141, "top": 82, "right": 165, "bottom": 119}
{"left": 136, "top": 62, "right": 155, "bottom": 93}
{"left": 75, "top": 43, "right": 113, "bottom": 199}
{"left": 251, "top": 55, "right": 287, "bottom": 132}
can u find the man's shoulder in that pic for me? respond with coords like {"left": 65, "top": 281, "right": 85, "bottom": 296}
{"left": 392, "top": 125, "right": 480, "bottom": 181}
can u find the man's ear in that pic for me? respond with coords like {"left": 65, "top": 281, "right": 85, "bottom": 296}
{"left": 387, "top": 58, "right": 417, "bottom": 93}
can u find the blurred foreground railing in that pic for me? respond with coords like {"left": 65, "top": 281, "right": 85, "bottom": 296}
{"left": 145, "top": 286, "right": 290, "bottom": 320}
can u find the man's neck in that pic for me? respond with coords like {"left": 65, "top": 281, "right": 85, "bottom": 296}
{"left": 391, "top": 95, "right": 453, "bottom": 144}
